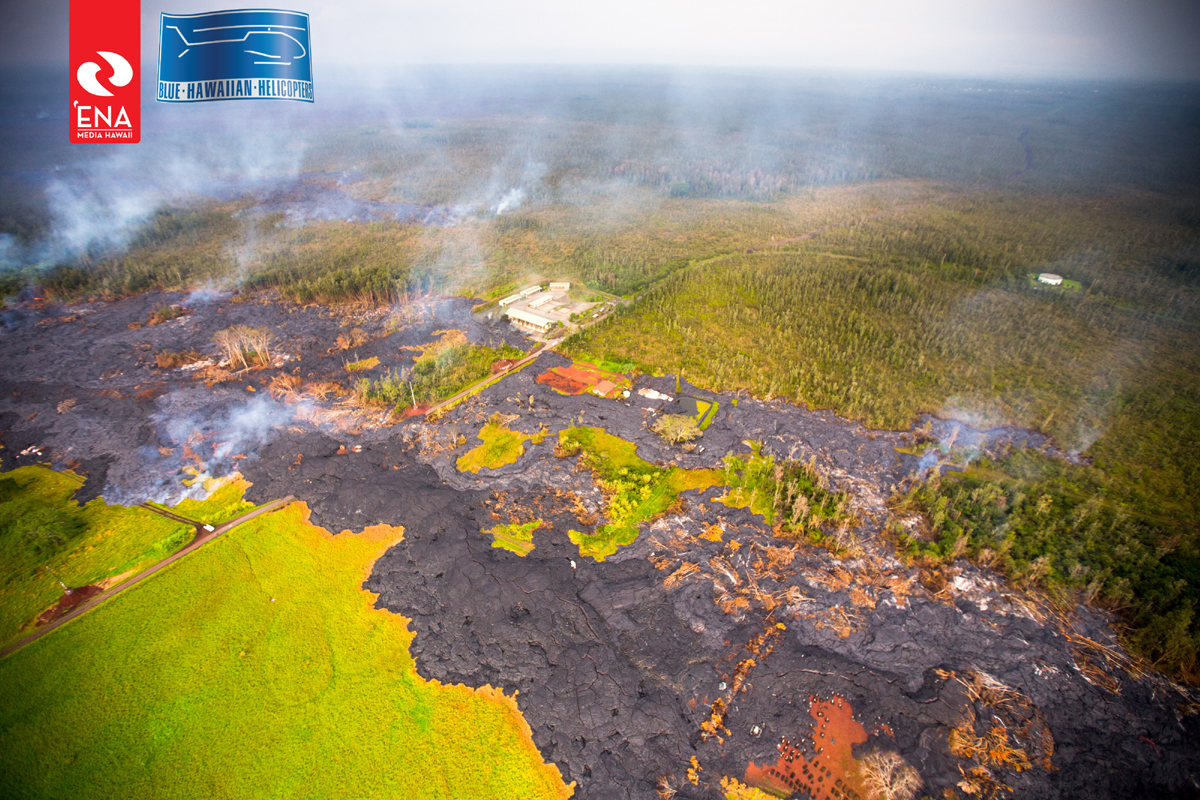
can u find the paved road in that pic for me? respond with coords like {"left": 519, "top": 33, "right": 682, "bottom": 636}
{"left": 0, "top": 495, "right": 296, "bottom": 659}
{"left": 139, "top": 502, "right": 204, "bottom": 528}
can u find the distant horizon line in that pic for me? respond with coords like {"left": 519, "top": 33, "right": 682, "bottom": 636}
{"left": 6, "top": 61, "right": 1200, "bottom": 85}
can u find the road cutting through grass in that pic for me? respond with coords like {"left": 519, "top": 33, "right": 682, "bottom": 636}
{"left": 146, "top": 474, "right": 259, "bottom": 526}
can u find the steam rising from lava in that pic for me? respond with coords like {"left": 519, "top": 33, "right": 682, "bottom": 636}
{"left": 146, "top": 394, "right": 312, "bottom": 504}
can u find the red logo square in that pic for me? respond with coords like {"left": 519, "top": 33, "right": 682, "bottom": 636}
{"left": 70, "top": 0, "right": 141, "bottom": 143}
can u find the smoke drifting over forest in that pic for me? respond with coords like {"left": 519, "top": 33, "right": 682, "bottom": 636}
{"left": 3, "top": 67, "right": 1198, "bottom": 277}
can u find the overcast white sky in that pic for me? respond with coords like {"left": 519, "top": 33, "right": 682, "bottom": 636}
{"left": 3, "top": 0, "right": 1199, "bottom": 79}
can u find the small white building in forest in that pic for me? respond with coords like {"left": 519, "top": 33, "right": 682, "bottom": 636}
{"left": 1038, "top": 273, "right": 1064, "bottom": 286}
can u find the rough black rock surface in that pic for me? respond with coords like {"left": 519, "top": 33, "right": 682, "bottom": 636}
{"left": 0, "top": 291, "right": 520, "bottom": 502}
{"left": 5, "top": 293, "right": 1199, "bottom": 799}
{"left": 241, "top": 425, "right": 1200, "bottom": 799}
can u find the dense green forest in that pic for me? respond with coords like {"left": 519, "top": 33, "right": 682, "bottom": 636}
{"left": 893, "top": 452, "right": 1200, "bottom": 679}
{"left": 564, "top": 188, "right": 1199, "bottom": 450}
{"left": 32, "top": 184, "right": 938, "bottom": 303}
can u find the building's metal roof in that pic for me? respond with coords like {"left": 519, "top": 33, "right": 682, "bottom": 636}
{"left": 507, "top": 308, "right": 553, "bottom": 328}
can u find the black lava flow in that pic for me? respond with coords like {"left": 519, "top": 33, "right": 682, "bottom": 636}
{"left": 2, "top": 293, "right": 1198, "bottom": 799}
{"left": 241, "top": 425, "right": 1200, "bottom": 799}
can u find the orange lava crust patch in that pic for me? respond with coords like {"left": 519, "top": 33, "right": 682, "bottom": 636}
{"left": 536, "top": 369, "right": 589, "bottom": 394}
{"left": 745, "top": 694, "right": 869, "bottom": 800}
{"left": 536, "top": 362, "right": 628, "bottom": 397}
{"left": 491, "top": 358, "right": 520, "bottom": 374}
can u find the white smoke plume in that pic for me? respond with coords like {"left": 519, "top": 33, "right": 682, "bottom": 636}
{"left": 147, "top": 392, "right": 311, "bottom": 503}
{"left": 7, "top": 102, "right": 311, "bottom": 271}
{"left": 182, "top": 284, "right": 231, "bottom": 306}
{"left": 493, "top": 187, "right": 525, "bottom": 215}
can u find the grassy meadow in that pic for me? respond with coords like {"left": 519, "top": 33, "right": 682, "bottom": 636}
{"left": 0, "top": 499, "right": 571, "bottom": 800}
{"left": 457, "top": 418, "right": 547, "bottom": 474}
{"left": 486, "top": 521, "right": 544, "bottom": 556}
{"left": 558, "top": 426, "right": 723, "bottom": 560}
{"left": 0, "top": 467, "right": 190, "bottom": 648}
{"left": 557, "top": 428, "right": 857, "bottom": 560}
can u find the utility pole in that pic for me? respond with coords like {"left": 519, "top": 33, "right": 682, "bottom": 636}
{"left": 44, "top": 565, "right": 69, "bottom": 593}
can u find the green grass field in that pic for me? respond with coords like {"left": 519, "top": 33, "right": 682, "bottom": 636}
{"left": 148, "top": 475, "right": 258, "bottom": 526}
{"left": 558, "top": 427, "right": 722, "bottom": 560}
{"left": 487, "top": 521, "right": 543, "bottom": 556}
{"left": 0, "top": 499, "right": 571, "bottom": 800}
{"left": 457, "top": 421, "right": 547, "bottom": 474}
{"left": 0, "top": 467, "right": 190, "bottom": 648}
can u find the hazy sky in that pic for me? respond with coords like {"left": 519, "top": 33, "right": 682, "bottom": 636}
{"left": 2, "top": 0, "right": 1199, "bottom": 79}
